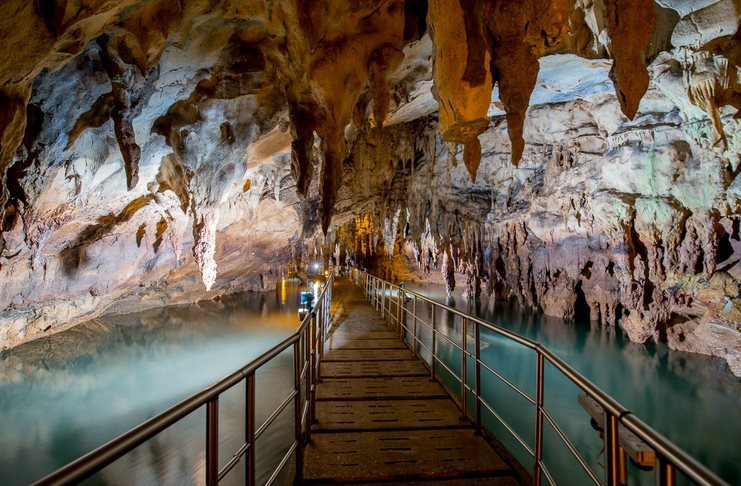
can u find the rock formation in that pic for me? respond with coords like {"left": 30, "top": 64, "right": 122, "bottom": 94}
{"left": 0, "top": 1, "right": 738, "bottom": 374}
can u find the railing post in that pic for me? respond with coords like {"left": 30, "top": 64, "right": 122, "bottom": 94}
{"left": 312, "top": 313, "right": 319, "bottom": 409}
{"left": 461, "top": 317, "right": 467, "bottom": 419}
{"left": 619, "top": 446, "right": 628, "bottom": 486}
{"left": 656, "top": 455, "right": 676, "bottom": 486}
{"left": 306, "top": 320, "right": 313, "bottom": 444}
{"left": 475, "top": 320, "right": 481, "bottom": 434}
{"left": 412, "top": 296, "right": 418, "bottom": 358}
{"left": 397, "top": 288, "right": 403, "bottom": 336}
{"left": 400, "top": 291, "right": 406, "bottom": 341}
{"left": 246, "top": 374, "right": 256, "bottom": 486}
{"left": 381, "top": 281, "right": 385, "bottom": 318}
{"left": 431, "top": 307, "right": 436, "bottom": 382}
{"left": 534, "top": 351, "right": 544, "bottom": 486}
{"left": 206, "top": 398, "right": 219, "bottom": 486}
{"left": 316, "top": 300, "right": 321, "bottom": 373}
{"left": 605, "top": 411, "right": 620, "bottom": 486}
{"left": 293, "top": 341, "right": 304, "bottom": 483}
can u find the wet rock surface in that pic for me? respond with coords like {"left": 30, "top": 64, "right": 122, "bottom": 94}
{"left": 0, "top": 1, "right": 738, "bottom": 373}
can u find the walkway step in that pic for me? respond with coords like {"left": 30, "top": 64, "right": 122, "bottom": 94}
{"left": 317, "top": 377, "right": 448, "bottom": 400}
{"left": 321, "top": 360, "right": 428, "bottom": 378}
{"left": 323, "top": 348, "right": 414, "bottom": 361}
{"left": 328, "top": 330, "right": 398, "bottom": 343}
{"left": 328, "top": 320, "right": 388, "bottom": 332}
{"left": 314, "top": 399, "right": 467, "bottom": 431}
{"left": 303, "top": 428, "right": 512, "bottom": 483}
{"left": 346, "top": 479, "right": 520, "bottom": 486}
{"left": 326, "top": 338, "right": 406, "bottom": 350}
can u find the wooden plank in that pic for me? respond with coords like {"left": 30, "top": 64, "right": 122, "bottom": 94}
{"left": 322, "top": 348, "right": 414, "bottom": 362}
{"left": 317, "top": 377, "right": 448, "bottom": 401}
{"left": 314, "top": 399, "right": 466, "bottom": 431}
{"left": 321, "top": 360, "right": 428, "bottom": 378}
{"left": 303, "top": 429, "right": 512, "bottom": 483}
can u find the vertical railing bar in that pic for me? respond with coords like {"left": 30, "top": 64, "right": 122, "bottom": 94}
{"left": 305, "top": 317, "right": 313, "bottom": 445}
{"left": 605, "top": 411, "right": 620, "bottom": 485}
{"left": 381, "top": 280, "right": 385, "bottom": 319}
{"left": 206, "top": 398, "right": 219, "bottom": 486}
{"left": 317, "top": 295, "right": 322, "bottom": 354}
{"left": 475, "top": 320, "right": 481, "bottom": 434}
{"left": 293, "top": 341, "right": 303, "bottom": 483}
{"left": 656, "top": 455, "right": 676, "bottom": 486}
{"left": 246, "top": 374, "right": 256, "bottom": 486}
{"left": 412, "top": 296, "right": 418, "bottom": 358}
{"left": 461, "top": 317, "right": 467, "bottom": 419}
{"left": 534, "top": 351, "right": 545, "bottom": 486}
{"left": 619, "top": 446, "right": 628, "bottom": 486}
{"left": 431, "top": 306, "right": 436, "bottom": 381}
{"left": 396, "top": 287, "right": 402, "bottom": 336}
{"left": 400, "top": 290, "right": 405, "bottom": 341}
{"left": 374, "top": 277, "right": 378, "bottom": 310}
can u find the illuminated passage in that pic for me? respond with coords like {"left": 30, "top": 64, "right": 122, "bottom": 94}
{"left": 302, "top": 279, "right": 522, "bottom": 484}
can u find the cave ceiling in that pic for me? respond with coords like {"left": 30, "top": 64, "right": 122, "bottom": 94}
{"left": 0, "top": 0, "right": 739, "bottom": 370}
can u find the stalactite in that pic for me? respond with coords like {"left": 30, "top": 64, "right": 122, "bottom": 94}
{"left": 605, "top": 0, "right": 657, "bottom": 119}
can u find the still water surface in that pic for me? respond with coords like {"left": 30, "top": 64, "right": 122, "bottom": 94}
{"left": 0, "top": 283, "right": 304, "bottom": 486}
{"left": 403, "top": 282, "right": 740, "bottom": 485}
{"left": 0, "top": 279, "right": 738, "bottom": 485}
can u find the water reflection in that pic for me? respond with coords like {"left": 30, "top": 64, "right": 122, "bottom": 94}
{"left": 0, "top": 284, "right": 305, "bottom": 486}
{"left": 404, "top": 282, "right": 740, "bottom": 485}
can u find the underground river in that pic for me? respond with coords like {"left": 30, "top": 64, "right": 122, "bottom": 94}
{"left": 0, "top": 278, "right": 738, "bottom": 485}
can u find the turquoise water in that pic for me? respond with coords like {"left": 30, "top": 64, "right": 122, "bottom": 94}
{"left": 0, "top": 284, "right": 305, "bottom": 486}
{"left": 402, "top": 282, "right": 740, "bottom": 485}
{"left": 1, "top": 279, "right": 738, "bottom": 485}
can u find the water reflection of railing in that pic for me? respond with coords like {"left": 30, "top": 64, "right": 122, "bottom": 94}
{"left": 34, "top": 275, "right": 334, "bottom": 486}
{"left": 354, "top": 270, "right": 726, "bottom": 486}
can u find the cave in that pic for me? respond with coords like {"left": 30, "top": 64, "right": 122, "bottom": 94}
{"left": 574, "top": 280, "right": 592, "bottom": 323}
{"left": 0, "top": 1, "right": 739, "bottom": 485}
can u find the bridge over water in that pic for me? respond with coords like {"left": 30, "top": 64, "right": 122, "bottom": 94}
{"left": 302, "top": 278, "right": 521, "bottom": 484}
{"left": 35, "top": 271, "right": 726, "bottom": 486}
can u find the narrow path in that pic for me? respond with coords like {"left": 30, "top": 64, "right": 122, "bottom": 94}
{"left": 303, "top": 278, "right": 520, "bottom": 485}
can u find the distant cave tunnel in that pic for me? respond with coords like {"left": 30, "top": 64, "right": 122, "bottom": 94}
{"left": 574, "top": 281, "right": 591, "bottom": 323}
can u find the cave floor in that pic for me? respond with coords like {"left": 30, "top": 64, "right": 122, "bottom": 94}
{"left": 303, "top": 279, "right": 521, "bottom": 485}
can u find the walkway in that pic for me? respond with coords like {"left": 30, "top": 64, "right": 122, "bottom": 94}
{"left": 303, "top": 278, "right": 521, "bottom": 485}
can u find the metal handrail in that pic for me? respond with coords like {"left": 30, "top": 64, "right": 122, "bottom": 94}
{"left": 34, "top": 274, "right": 334, "bottom": 486}
{"left": 354, "top": 270, "right": 727, "bottom": 486}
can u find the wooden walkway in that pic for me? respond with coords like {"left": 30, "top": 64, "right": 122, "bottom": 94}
{"left": 303, "top": 279, "right": 521, "bottom": 485}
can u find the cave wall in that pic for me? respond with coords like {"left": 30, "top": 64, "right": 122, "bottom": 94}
{"left": 0, "top": 0, "right": 738, "bottom": 372}
{"left": 336, "top": 51, "right": 740, "bottom": 375}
